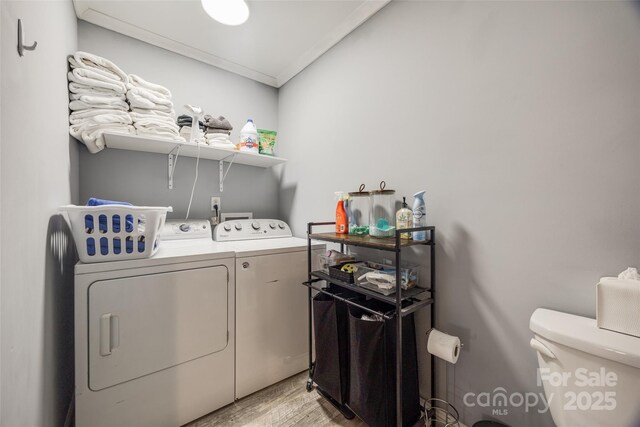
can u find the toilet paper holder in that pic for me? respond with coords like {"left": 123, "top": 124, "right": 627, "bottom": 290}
{"left": 426, "top": 328, "right": 463, "bottom": 364}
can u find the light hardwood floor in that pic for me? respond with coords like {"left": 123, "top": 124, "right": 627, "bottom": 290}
{"left": 185, "top": 372, "right": 366, "bottom": 427}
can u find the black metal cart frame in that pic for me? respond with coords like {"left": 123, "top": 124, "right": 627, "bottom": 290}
{"left": 303, "top": 222, "right": 436, "bottom": 427}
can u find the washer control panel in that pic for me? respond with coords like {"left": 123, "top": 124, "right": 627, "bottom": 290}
{"left": 214, "top": 219, "right": 292, "bottom": 241}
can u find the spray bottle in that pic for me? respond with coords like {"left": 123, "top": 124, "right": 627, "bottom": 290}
{"left": 412, "top": 190, "right": 428, "bottom": 241}
{"left": 335, "top": 192, "right": 348, "bottom": 234}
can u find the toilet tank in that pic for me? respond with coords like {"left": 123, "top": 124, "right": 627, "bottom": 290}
{"left": 529, "top": 309, "right": 640, "bottom": 427}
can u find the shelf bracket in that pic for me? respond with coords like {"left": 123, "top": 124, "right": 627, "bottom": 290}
{"left": 219, "top": 153, "right": 237, "bottom": 192}
{"left": 167, "top": 145, "right": 180, "bottom": 190}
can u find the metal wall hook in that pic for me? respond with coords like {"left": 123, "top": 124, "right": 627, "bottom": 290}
{"left": 17, "top": 19, "right": 38, "bottom": 57}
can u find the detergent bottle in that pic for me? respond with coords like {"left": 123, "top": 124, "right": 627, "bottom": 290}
{"left": 239, "top": 119, "right": 258, "bottom": 153}
{"left": 412, "top": 190, "right": 428, "bottom": 241}
{"left": 335, "top": 192, "right": 347, "bottom": 234}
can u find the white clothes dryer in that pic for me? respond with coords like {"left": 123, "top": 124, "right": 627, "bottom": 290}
{"left": 214, "top": 219, "right": 325, "bottom": 399}
{"left": 74, "top": 220, "right": 235, "bottom": 427}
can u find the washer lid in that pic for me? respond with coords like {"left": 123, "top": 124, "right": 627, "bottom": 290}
{"left": 530, "top": 308, "right": 640, "bottom": 369}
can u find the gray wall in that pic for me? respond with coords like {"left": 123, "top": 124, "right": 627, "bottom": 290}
{"left": 278, "top": 1, "right": 640, "bottom": 426}
{"left": 1, "top": 1, "right": 78, "bottom": 426}
{"left": 77, "top": 21, "right": 280, "bottom": 220}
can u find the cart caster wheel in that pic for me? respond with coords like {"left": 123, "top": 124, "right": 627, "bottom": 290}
{"left": 306, "top": 379, "right": 313, "bottom": 392}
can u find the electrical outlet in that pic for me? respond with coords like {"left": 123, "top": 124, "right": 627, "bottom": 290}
{"left": 211, "top": 196, "right": 221, "bottom": 212}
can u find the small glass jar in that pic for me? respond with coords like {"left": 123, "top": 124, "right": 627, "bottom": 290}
{"left": 348, "top": 184, "right": 371, "bottom": 235}
{"left": 369, "top": 181, "right": 396, "bottom": 238}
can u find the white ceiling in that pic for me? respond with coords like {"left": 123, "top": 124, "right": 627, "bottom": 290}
{"left": 73, "top": 0, "right": 389, "bottom": 87}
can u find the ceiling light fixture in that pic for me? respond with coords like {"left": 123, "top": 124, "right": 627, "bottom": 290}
{"left": 201, "top": 0, "right": 250, "bottom": 26}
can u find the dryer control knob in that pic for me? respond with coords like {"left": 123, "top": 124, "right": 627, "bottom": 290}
{"left": 223, "top": 224, "right": 232, "bottom": 232}
{"left": 235, "top": 223, "right": 243, "bottom": 231}
{"left": 251, "top": 221, "right": 261, "bottom": 230}
{"left": 179, "top": 223, "right": 190, "bottom": 232}
{"left": 269, "top": 222, "right": 276, "bottom": 229}
{"left": 278, "top": 222, "right": 285, "bottom": 230}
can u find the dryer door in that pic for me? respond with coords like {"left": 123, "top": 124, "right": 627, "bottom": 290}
{"left": 88, "top": 266, "right": 228, "bottom": 391}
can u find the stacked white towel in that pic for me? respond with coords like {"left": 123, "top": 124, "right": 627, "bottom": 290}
{"left": 68, "top": 52, "right": 134, "bottom": 153}
{"left": 126, "top": 75, "right": 184, "bottom": 142}
{"left": 205, "top": 132, "right": 234, "bottom": 148}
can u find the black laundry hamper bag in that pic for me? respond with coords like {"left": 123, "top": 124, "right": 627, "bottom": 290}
{"left": 312, "top": 286, "right": 361, "bottom": 405}
{"left": 348, "top": 300, "right": 421, "bottom": 427}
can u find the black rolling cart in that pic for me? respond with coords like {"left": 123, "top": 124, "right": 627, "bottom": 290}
{"left": 302, "top": 222, "right": 436, "bottom": 427}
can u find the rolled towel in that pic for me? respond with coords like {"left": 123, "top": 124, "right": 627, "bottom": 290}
{"left": 70, "top": 92, "right": 126, "bottom": 102}
{"left": 69, "top": 97, "right": 129, "bottom": 112}
{"left": 68, "top": 51, "right": 128, "bottom": 83}
{"left": 69, "top": 111, "right": 132, "bottom": 126}
{"left": 127, "top": 74, "right": 172, "bottom": 98}
{"left": 68, "top": 68, "right": 126, "bottom": 94}
{"left": 203, "top": 115, "right": 233, "bottom": 131}
{"left": 68, "top": 82, "right": 122, "bottom": 98}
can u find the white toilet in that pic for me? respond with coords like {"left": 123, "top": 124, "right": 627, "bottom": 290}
{"left": 529, "top": 308, "right": 640, "bottom": 427}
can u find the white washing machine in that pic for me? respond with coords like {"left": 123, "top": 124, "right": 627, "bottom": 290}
{"left": 74, "top": 220, "right": 235, "bottom": 427}
{"left": 214, "top": 219, "right": 324, "bottom": 399}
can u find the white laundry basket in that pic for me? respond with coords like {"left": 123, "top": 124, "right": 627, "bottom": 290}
{"left": 60, "top": 205, "right": 172, "bottom": 263}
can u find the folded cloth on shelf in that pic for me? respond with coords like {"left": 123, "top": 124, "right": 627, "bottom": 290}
{"left": 205, "top": 127, "right": 231, "bottom": 136}
{"left": 133, "top": 118, "right": 180, "bottom": 133}
{"left": 69, "top": 111, "right": 132, "bottom": 126}
{"left": 126, "top": 87, "right": 173, "bottom": 107}
{"left": 127, "top": 74, "right": 172, "bottom": 98}
{"left": 68, "top": 82, "right": 122, "bottom": 98}
{"left": 70, "top": 91, "right": 126, "bottom": 102}
{"left": 205, "top": 132, "right": 231, "bottom": 140}
{"left": 127, "top": 92, "right": 174, "bottom": 112}
{"left": 70, "top": 123, "right": 134, "bottom": 153}
{"left": 203, "top": 115, "right": 232, "bottom": 130}
{"left": 68, "top": 51, "right": 127, "bottom": 83}
{"left": 136, "top": 129, "right": 186, "bottom": 142}
{"left": 69, "top": 97, "right": 129, "bottom": 112}
{"left": 68, "top": 68, "right": 126, "bottom": 94}
{"left": 131, "top": 109, "right": 175, "bottom": 121}
{"left": 205, "top": 132, "right": 233, "bottom": 147}
{"left": 70, "top": 108, "right": 130, "bottom": 120}
{"left": 177, "top": 114, "right": 205, "bottom": 130}
{"left": 69, "top": 94, "right": 129, "bottom": 108}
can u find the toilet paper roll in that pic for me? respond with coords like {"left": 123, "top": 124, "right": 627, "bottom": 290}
{"left": 426, "top": 328, "right": 461, "bottom": 364}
